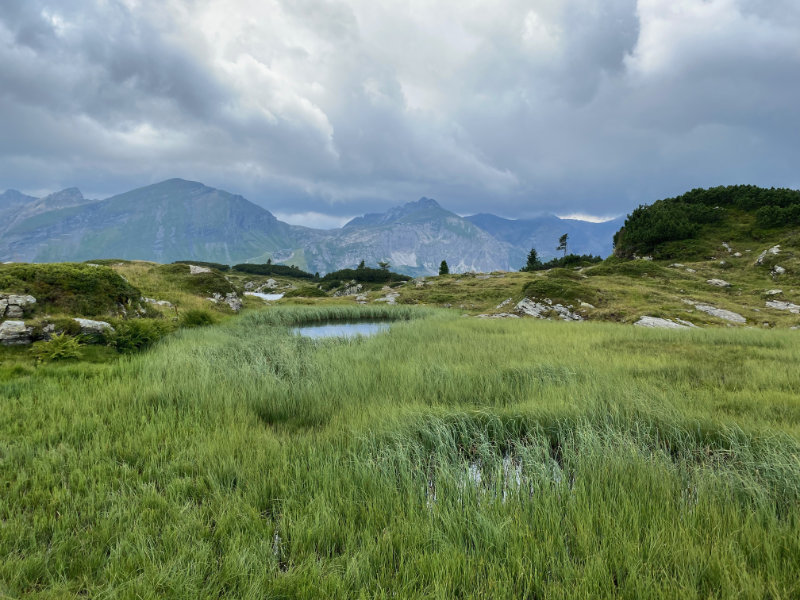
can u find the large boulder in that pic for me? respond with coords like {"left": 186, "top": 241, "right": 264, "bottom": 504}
{"left": 515, "top": 297, "right": 582, "bottom": 321}
{"left": 0, "top": 320, "right": 33, "bottom": 345}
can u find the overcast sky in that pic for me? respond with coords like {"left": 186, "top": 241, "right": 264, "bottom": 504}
{"left": 1, "top": 0, "right": 799, "bottom": 227}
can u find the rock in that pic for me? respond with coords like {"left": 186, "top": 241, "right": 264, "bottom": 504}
{"left": 415, "top": 280, "right": 425, "bottom": 288}
{"left": 495, "top": 298, "right": 513, "bottom": 309}
{"left": 579, "top": 302, "right": 596, "bottom": 309}
{"left": 5, "top": 305, "right": 23, "bottom": 318}
{"left": 476, "top": 275, "right": 491, "bottom": 280}
{"left": 0, "top": 320, "right": 33, "bottom": 345}
{"left": 686, "top": 268, "right": 696, "bottom": 273}
{"left": 207, "top": 292, "right": 243, "bottom": 312}
{"left": 334, "top": 282, "right": 363, "bottom": 297}
{"left": 476, "top": 313, "right": 520, "bottom": 319}
{"left": 693, "top": 304, "right": 746, "bottom": 323}
{"left": 765, "top": 289, "right": 783, "bottom": 296}
{"left": 733, "top": 252, "right": 742, "bottom": 257}
{"left": 755, "top": 245, "right": 780, "bottom": 265}
{"left": 73, "top": 318, "right": 115, "bottom": 335}
{"left": 263, "top": 279, "right": 279, "bottom": 289}
{"left": 355, "top": 294, "right": 368, "bottom": 304}
{"left": 0, "top": 293, "right": 37, "bottom": 318}
{"left": 772, "top": 266, "right": 786, "bottom": 276}
{"left": 669, "top": 263, "right": 685, "bottom": 268}
{"left": 766, "top": 300, "right": 800, "bottom": 314}
{"left": 515, "top": 297, "right": 582, "bottom": 321}
{"left": 634, "top": 316, "right": 692, "bottom": 329}
{"left": 142, "top": 297, "right": 175, "bottom": 308}
{"left": 722, "top": 242, "right": 732, "bottom": 253}
{"left": 244, "top": 281, "right": 256, "bottom": 291}
{"left": 375, "top": 292, "right": 400, "bottom": 305}
{"left": 707, "top": 279, "right": 731, "bottom": 287}
{"left": 188, "top": 265, "right": 212, "bottom": 274}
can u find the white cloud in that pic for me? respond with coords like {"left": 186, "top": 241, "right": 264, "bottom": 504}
{"left": 0, "top": 0, "right": 798, "bottom": 219}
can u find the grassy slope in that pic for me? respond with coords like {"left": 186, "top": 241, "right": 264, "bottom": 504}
{"left": 1, "top": 305, "right": 799, "bottom": 598}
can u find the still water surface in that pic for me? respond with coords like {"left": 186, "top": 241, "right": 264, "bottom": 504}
{"left": 292, "top": 321, "right": 391, "bottom": 339}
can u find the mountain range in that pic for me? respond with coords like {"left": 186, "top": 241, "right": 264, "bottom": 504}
{"left": 0, "top": 178, "right": 623, "bottom": 275}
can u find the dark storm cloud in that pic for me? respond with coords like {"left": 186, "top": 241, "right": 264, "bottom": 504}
{"left": 0, "top": 0, "right": 799, "bottom": 225}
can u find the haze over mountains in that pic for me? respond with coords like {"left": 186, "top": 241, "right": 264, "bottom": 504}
{"left": 0, "top": 179, "right": 622, "bottom": 275}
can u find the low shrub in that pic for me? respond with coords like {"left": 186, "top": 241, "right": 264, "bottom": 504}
{"left": 284, "top": 286, "right": 328, "bottom": 298}
{"left": 180, "top": 309, "right": 217, "bottom": 328}
{"left": 30, "top": 334, "right": 82, "bottom": 362}
{"left": 107, "top": 319, "right": 175, "bottom": 353}
{"left": 0, "top": 263, "right": 140, "bottom": 316}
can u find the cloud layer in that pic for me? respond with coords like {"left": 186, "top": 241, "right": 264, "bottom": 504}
{"left": 1, "top": 0, "right": 798, "bottom": 222}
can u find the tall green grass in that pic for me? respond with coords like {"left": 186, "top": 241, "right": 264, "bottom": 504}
{"left": 1, "top": 306, "right": 799, "bottom": 598}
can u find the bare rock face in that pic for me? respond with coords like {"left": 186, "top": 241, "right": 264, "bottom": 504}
{"left": 0, "top": 293, "right": 36, "bottom": 319}
{"left": 707, "top": 279, "right": 731, "bottom": 287}
{"left": 0, "top": 320, "right": 33, "bottom": 345}
{"left": 515, "top": 298, "right": 582, "bottom": 321}
{"left": 142, "top": 297, "right": 174, "bottom": 308}
{"left": 189, "top": 265, "right": 212, "bottom": 274}
{"left": 693, "top": 304, "right": 746, "bottom": 324}
{"left": 634, "top": 316, "right": 695, "bottom": 329}
{"left": 755, "top": 245, "right": 780, "bottom": 265}
{"left": 772, "top": 266, "right": 787, "bottom": 276}
{"left": 73, "top": 318, "right": 115, "bottom": 335}
{"left": 334, "top": 282, "right": 363, "bottom": 297}
{"left": 766, "top": 300, "right": 800, "bottom": 314}
{"left": 208, "top": 292, "right": 243, "bottom": 312}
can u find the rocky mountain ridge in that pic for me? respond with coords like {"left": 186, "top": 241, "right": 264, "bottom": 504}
{"left": 0, "top": 179, "right": 617, "bottom": 275}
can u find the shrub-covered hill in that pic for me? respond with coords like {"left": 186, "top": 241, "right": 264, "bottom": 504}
{"left": 613, "top": 185, "right": 800, "bottom": 260}
{"left": 0, "top": 263, "right": 141, "bottom": 317}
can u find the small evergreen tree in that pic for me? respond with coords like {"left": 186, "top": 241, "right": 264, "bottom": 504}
{"left": 521, "top": 248, "right": 541, "bottom": 272}
{"left": 557, "top": 233, "right": 568, "bottom": 257}
{"left": 358, "top": 260, "right": 366, "bottom": 269}
{"left": 439, "top": 260, "right": 449, "bottom": 275}
{"left": 377, "top": 261, "right": 390, "bottom": 271}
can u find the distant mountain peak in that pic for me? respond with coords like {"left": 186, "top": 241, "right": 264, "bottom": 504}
{"left": 405, "top": 197, "right": 442, "bottom": 210}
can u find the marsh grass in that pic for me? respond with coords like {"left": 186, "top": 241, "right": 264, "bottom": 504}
{"left": 1, "top": 306, "right": 799, "bottom": 598}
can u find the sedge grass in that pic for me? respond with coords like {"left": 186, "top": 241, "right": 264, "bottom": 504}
{"left": 1, "top": 305, "right": 799, "bottom": 598}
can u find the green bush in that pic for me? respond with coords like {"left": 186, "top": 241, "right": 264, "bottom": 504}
{"left": 157, "top": 264, "right": 235, "bottom": 296}
{"left": 522, "top": 277, "right": 597, "bottom": 305}
{"left": 284, "top": 286, "right": 328, "bottom": 298}
{"left": 172, "top": 260, "right": 230, "bottom": 271}
{"left": 0, "top": 263, "right": 140, "bottom": 316}
{"left": 232, "top": 263, "right": 315, "bottom": 279}
{"left": 107, "top": 319, "right": 174, "bottom": 353}
{"left": 30, "top": 334, "right": 82, "bottom": 362}
{"left": 180, "top": 309, "right": 217, "bottom": 328}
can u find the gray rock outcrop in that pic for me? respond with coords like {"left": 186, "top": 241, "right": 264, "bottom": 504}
{"left": 208, "top": 292, "right": 243, "bottom": 312}
{"left": 634, "top": 316, "right": 695, "bottom": 329}
{"left": 766, "top": 300, "right": 800, "bottom": 314}
{"left": 73, "top": 318, "right": 115, "bottom": 335}
{"left": 515, "top": 298, "right": 582, "bottom": 321}
{"left": 0, "top": 320, "right": 33, "bottom": 345}
{"left": 693, "top": 304, "right": 746, "bottom": 323}
{"left": 189, "top": 265, "right": 212, "bottom": 274}
{"left": 706, "top": 279, "right": 731, "bottom": 287}
{"left": 0, "top": 294, "right": 36, "bottom": 319}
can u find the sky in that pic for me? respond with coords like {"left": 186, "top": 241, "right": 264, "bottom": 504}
{"left": 1, "top": 0, "right": 799, "bottom": 228}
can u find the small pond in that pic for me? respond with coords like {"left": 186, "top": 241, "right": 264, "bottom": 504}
{"left": 292, "top": 320, "right": 392, "bottom": 339}
{"left": 245, "top": 292, "right": 285, "bottom": 301}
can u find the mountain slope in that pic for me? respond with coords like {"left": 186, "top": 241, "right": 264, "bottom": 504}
{"left": 465, "top": 213, "right": 624, "bottom": 263}
{"left": 301, "top": 198, "right": 515, "bottom": 276}
{"left": 1, "top": 179, "right": 626, "bottom": 275}
{"left": 1, "top": 179, "right": 298, "bottom": 264}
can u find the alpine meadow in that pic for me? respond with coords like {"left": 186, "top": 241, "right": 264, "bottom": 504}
{"left": 3, "top": 1, "right": 800, "bottom": 598}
